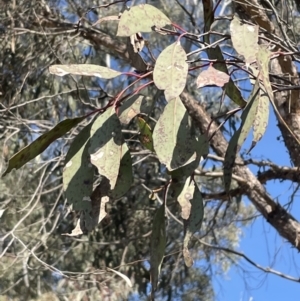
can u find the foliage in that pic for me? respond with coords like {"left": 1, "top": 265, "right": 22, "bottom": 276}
{"left": 1, "top": 0, "right": 300, "bottom": 300}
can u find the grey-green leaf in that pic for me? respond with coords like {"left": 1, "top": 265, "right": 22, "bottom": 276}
{"left": 2, "top": 117, "right": 85, "bottom": 177}
{"left": 109, "top": 144, "right": 133, "bottom": 199}
{"left": 89, "top": 108, "right": 123, "bottom": 190}
{"left": 153, "top": 97, "right": 196, "bottom": 170}
{"left": 183, "top": 182, "right": 204, "bottom": 267}
{"left": 223, "top": 131, "right": 239, "bottom": 193}
{"left": 64, "top": 122, "right": 95, "bottom": 211}
{"left": 50, "top": 64, "right": 122, "bottom": 79}
{"left": 150, "top": 204, "right": 166, "bottom": 295}
{"left": 256, "top": 45, "right": 273, "bottom": 101}
{"left": 249, "top": 90, "right": 269, "bottom": 152}
{"left": 170, "top": 134, "right": 209, "bottom": 179}
{"left": 230, "top": 16, "right": 259, "bottom": 64}
{"left": 224, "top": 79, "right": 260, "bottom": 192}
{"left": 117, "top": 4, "right": 171, "bottom": 37}
{"left": 238, "top": 79, "right": 260, "bottom": 148}
{"left": 153, "top": 42, "right": 188, "bottom": 101}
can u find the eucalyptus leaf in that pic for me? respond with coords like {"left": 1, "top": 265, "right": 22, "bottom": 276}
{"left": 109, "top": 144, "right": 133, "bottom": 199}
{"left": 153, "top": 97, "right": 196, "bottom": 170}
{"left": 89, "top": 108, "right": 123, "bottom": 190}
{"left": 183, "top": 182, "right": 204, "bottom": 267}
{"left": 150, "top": 204, "right": 166, "bottom": 295}
{"left": 63, "top": 121, "right": 95, "bottom": 211}
{"left": 223, "top": 79, "right": 260, "bottom": 192}
{"left": 50, "top": 64, "right": 122, "bottom": 79}
{"left": 117, "top": 4, "right": 171, "bottom": 37}
{"left": 153, "top": 42, "right": 188, "bottom": 102}
{"left": 230, "top": 16, "right": 259, "bottom": 65}
{"left": 2, "top": 117, "right": 85, "bottom": 177}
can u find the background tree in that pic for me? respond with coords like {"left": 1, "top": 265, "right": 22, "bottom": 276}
{"left": 1, "top": 0, "right": 300, "bottom": 300}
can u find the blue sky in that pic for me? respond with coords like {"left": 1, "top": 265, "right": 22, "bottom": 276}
{"left": 213, "top": 107, "right": 300, "bottom": 301}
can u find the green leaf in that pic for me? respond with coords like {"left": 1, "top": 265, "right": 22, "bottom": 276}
{"left": 117, "top": 4, "right": 171, "bottom": 37}
{"left": 230, "top": 16, "right": 259, "bottom": 65}
{"left": 118, "top": 94, "right": 153, "bottom": 125}
{"left": 256, "top": 45, "right": 300, "bottom": 146}
{"left": 223, "top": 131, "right": 239, "bottom": 194}
{"left": 195, "top": 134, "right": 210, "bottom": 159}
{"left": 85, "top": 178, "right": 111, "bottom": 232}
{"left": 238, "top": 79, "right": 260, "bottom": 148}
{"left": 207, "top": 47, "right": 246, "bottom": 107}
{"left": 2, "top": 117, "right": 84, "bottom": 177}
{"left": 202, "top": 0, "right": 246, "bottom": 107}
{"left": 196, "top": 65, "right": 230, "bottom": 88}
{"left": 109, "top": 144, "right": 133, "bottom": 199}
{"left": 89, "top": 108, "right": 123, "bottom": 190}
{"left": 153, "top": 42, "right": 188, "bottom": 101}
{"left": 256, "top": 45, "right": 273, "bottom": 101}
{"left": 223, "top": 80, "right": 260, "bottom": 192}
{"left": 49, "top": 64, "right": 122, "bottom": 79}
{"left": 63, "top": 121, "right": 95, "bottom": 211}
{"left": 137, "top": 117, "right": 154, "bottom": 151}
{"left": 183, "top": 182, "right": 204, "bottom": 267}
{"left": 249, "top": 90, "right": 269, "bottom": 152}
{"left": 153, "top": 97, "right": 196, "bottom": 170}
{"left": 170, "top": 134, "right": 209, "bottom": 179}
{"left": 150, "top": 204, "right": 166, "bottom": 295}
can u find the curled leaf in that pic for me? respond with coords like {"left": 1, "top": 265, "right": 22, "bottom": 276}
{"left": 177, "top": 178, "right": 193, "bottom": 219}
{"left": 93, "top": 15, "right": 119, "bottom": 26}
{"left": 62, "top": 219, "right": 83, "bottom": 237}
{"left": 196, "top": 65, "right": 230, "bottom": 88}
{"left": 50, "top": 64, "right": 122, "bottom": 79}
{"left": 107, "top": 268, "right": 133, "bottom": 288}
{"left": 183, "top": 182, "right": 204, "bottom": 267}
{"left": 256, "top": 45, "right": 273, "bottom": 101}
{"left": 126, "top": 37, "right": 148, "bottom": 72}
{"left": 118, "top": 94, "right": 153, "bottom": 125}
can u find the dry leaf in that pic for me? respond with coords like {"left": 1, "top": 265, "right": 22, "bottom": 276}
{"left": 196, "top": 65, "right": 230, "bottom": 88}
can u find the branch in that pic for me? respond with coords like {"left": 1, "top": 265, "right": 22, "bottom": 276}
{"left": 257, "top": 167, "right": 300, "bottom": 184}
{"left": 207, "top": 154, "right": 300, "bottom": 184}
{"left": 199, "top": 239, "right": 300, "bottom": 283}
{"left": 28, "top": 7, "right": 300, "bottom": 252}
{"left": 180, "top": 90, "right": 300, "bottom": 251}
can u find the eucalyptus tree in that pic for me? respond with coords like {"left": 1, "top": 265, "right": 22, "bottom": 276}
{"left": 1, "top": 0, "right": 300, "bottom": 300}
